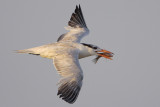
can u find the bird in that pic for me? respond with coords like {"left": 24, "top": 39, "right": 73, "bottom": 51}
{"left": 16, "top": 5, "right": 114, "bottom": 104}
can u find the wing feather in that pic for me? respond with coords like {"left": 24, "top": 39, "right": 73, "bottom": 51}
{"left": 68, "top": 5, "right": 87, "bottom": 28}
{"left": 57, "top": 5, "right": 89, "bottom": 43}
{"left": 53, "top": 48, "right": 83, "bottom": 104}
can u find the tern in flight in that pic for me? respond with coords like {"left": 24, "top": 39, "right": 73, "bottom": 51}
{"left": 17, "top": 5, "right": 113, "bottom": 104}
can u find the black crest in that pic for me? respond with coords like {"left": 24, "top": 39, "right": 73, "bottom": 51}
{"left": 81, "top": 43, "right": 99, "bottom": 49}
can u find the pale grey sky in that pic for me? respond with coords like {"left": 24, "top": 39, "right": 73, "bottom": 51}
{"left": 0, "top": 0, "right": 160, "bottom": 107}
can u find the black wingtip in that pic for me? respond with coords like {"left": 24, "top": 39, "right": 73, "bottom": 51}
{"left": 76, "top": 5, "right": 78, "bottom": 8}
{"left": 57, "top": 81, "right": 81, "bottom": 104}
{"left": 68, "top": 4, "right": 87, "bottom": 28}
{"left": 79, "top": 4, "right": 81, "bottom": 9}
{"left": 76, "top": 5, "right": 78, "bottom": 11}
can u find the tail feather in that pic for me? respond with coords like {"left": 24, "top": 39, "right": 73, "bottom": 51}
{"left": 15, "top": 46, "right": 43, "bottom": 55}
{"left": 16, "top": 49, "right": 33, "bottom": 54}
{"left": 16, "top": 43, "right": 56, "bottom": 58}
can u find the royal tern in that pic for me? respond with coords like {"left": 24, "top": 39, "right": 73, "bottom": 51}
{"left": 17, "top": 5, "right": 113, "bottom": 104}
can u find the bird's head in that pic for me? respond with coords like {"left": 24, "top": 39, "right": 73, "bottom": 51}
{"left": 93, "top": 48, "right": 114, "bottom": 63}
{"left": 81, "top": 43, "right": 114, "bottom": 63}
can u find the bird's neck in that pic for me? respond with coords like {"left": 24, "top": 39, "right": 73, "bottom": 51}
{"left": 78, "top": 44, "right": 96, "bottom": 59}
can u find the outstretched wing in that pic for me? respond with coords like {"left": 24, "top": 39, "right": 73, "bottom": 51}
{"left": 53, "top": 48, "right": 83, "bottom": 104}
{"left": 57, "top": 5, "right": 89, "bottom": 43}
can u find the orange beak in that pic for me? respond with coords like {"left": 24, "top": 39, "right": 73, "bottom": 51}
{"left": 97, "top": 49, "right": 114, "bottom": 60}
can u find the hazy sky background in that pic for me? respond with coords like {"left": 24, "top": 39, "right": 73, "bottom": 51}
{"left": 1, "top": 0, "right": 160, "bottom": 107}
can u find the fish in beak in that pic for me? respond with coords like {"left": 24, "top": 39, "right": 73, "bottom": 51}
{"left": 93, "top": 49, "right": 114, "bottom": 63}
